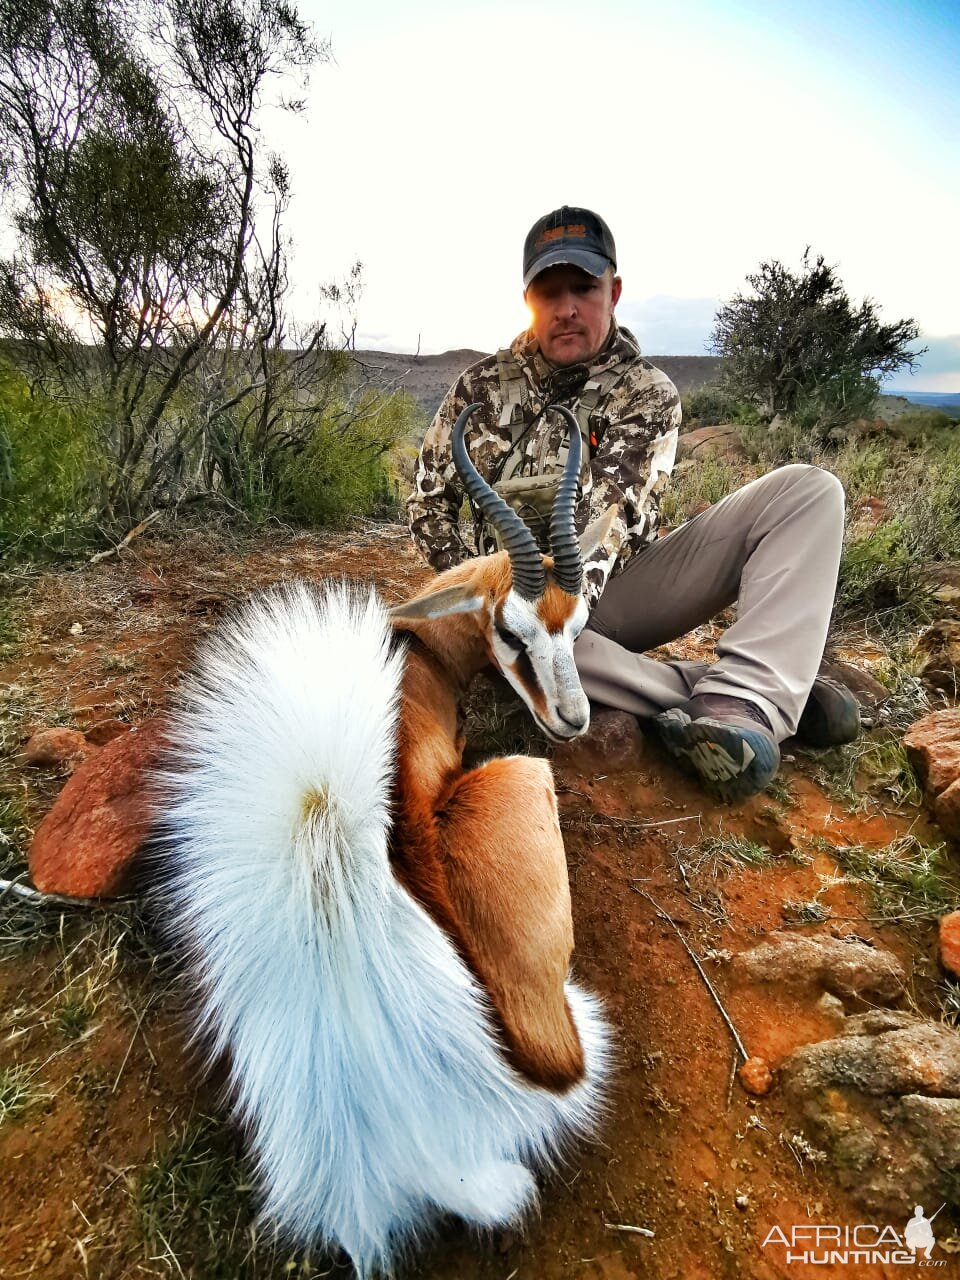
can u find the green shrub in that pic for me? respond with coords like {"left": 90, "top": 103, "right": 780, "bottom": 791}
{"left": 682, "top": 383, "right": 761, "bottom": 427}
{"left": 737, "top": 418, "right": 816, "bottom": 466}
{"left": 890, "top": 409, "right": 959, "bottom": 441}
{"left": 788, "top": 369, "right": 882, "bottom": 437}
{"left": 273, "top": 390, "right": 419, "bottom": 528}
{"left": 835, "top": 441, "right": 960, "bottom": 628}
{"left": 660, "top": 455, "right": 744, "bottom": 525}
{"left": 0, "top": 363, "right": 99, "bottom": 552}
{"left": 839, "top": 518, "right": 913, "bottom": 612}
{"left": 830, "top": 441, "right": 895, "bottom": 502}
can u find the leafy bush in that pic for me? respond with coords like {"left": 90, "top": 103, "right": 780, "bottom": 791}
{"left": 787, "top": 368, "right": 882, "bottom": 436}
{"left": 0, "top": 363, "right": 99, "bottom": 552}
{"left": 274, "top": 391, "right": 418, "bottom": 527}
{"left": 885, "top": 409, "right": 959, "bottom": 446}
{"left": 738, "top": 417, "right": 821, "bottom": 466}
{"left": 0, "top": 354, "right": 423, "bottom": 552}
{"left": 835, "top": 441, "right": 960, "bottom": 628}
{"left": 840, "top": 519, "right": 913, "bottom": 612}
{"left": 830, "top": 441, "right": 896, "bottom": 502}
{"left": 711, "top": 250, "right": 922, "bottom": 426}
{"left": 682, "top": 383, "right": 761, "bottom": 427}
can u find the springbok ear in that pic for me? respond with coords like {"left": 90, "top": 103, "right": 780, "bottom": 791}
{"left": 579, "top": 504, "right": 619, "bottom": 561}
{"left": 389, "top": 583, "right": 485, "bottom": 623}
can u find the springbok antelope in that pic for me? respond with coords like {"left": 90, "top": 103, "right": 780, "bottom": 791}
{"left": 154, "top": 404, "right": 613, "bottom": 1276}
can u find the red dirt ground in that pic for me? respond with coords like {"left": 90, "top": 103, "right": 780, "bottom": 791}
{"left": 1, "top": 523, "right": 957, "bottom": 1279}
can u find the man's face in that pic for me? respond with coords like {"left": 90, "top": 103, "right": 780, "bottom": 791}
{"left": 524, "top": 264, "right": 623, "bottom": 366}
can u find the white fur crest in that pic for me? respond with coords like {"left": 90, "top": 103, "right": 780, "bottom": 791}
{"left": 152, "top": 578, "right": 609, "bottom": 1276}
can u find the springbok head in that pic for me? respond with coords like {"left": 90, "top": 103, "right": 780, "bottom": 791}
{"left": 395, "top": 403, "right": 616, "bottom": 743}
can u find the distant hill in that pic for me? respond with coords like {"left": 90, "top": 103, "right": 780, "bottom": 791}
{"left": 885, "top": 389, "right": 960, "bottom": 418}
{"left": 350, "top": 348, "right": 723, "bottom": 421}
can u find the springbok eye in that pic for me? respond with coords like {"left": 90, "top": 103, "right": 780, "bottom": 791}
{"left": 495, "top": 622, "right": 525, "bottom": 651}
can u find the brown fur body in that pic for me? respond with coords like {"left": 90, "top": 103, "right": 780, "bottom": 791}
{"left": 389, "top": 556, "right": 585, "bottom": 1092}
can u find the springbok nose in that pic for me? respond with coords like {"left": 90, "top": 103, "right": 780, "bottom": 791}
{"left": 557, "top": 708, "right": 589, "bottom": 733}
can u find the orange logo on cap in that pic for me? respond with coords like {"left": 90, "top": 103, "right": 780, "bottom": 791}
{"left": 539, "top": 224, "right": 587, "bottom": 245}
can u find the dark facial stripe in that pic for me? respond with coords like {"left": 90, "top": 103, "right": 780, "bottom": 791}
{"left": 495, "top": 621, "right": 525, "bottom": 651}
{"left": 513, "top": 648, "right": 547, "bottom": 715}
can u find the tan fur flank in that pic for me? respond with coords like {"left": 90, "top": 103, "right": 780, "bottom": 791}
{"left": 389, "top": 553, "right": 586, "bottom": 1091}
{"left": 438, "top": 758, "right": 584, "bottom": 1088}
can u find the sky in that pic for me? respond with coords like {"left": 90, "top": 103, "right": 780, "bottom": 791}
{"left": 262, "top": 0, "right": 960, "bottom": 390}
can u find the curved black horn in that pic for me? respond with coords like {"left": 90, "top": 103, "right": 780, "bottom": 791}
{"left": 547, "top": 405, "right": 585, "bottom": 595}
{"left": 451, "top": 404, "right": 546, "bottom": 601}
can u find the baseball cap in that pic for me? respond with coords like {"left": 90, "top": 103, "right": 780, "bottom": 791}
{"left": 522, "top": 207, "right": 617, "bottom": 289}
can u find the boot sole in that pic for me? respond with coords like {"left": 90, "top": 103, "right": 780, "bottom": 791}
{"left": 654, "top": 710, "right": 781, "bottom": 803}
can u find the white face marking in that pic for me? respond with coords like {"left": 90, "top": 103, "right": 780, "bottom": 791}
{"left": 491, "top": 591, "right": 591, "bottom": 741}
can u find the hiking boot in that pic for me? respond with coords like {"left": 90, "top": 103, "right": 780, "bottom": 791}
{"left": 676, "top": 664, "right": 861, "bottom": 749}
{"left": 653, "top": 694, "right": 780, "bottom": 804}
{"left": 794, "top": 676, "right": 861, "bottom": 748}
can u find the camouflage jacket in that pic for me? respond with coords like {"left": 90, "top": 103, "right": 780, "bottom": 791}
{"left": 407, "top": 323, "right": 681, "bottom": 609}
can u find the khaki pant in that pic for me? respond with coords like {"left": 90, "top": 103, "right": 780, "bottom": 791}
{"left": 574, "top": 464, "right": 846, "bottom": 742}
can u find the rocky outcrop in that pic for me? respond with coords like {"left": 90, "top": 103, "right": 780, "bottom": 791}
{"left": 780, "top": 1011, "right": 960, "bottom": 1215}
{"left": 731, "top": 932, "right": 906, "bottom": 1003}
{"left": 552, "top": 708, "right": 648, "bottom": 771}
{"left": 903, "top": 708, "right": 960, "bottom": 839}
{"left": 817, "top": 658, "right": 890, "bottom": 718}
{"left": 28, "top": 718, "right": 166, "bottom": 897}
{"left": 23, "top": 728, "right": 94, "bottom": 769}
{"left": 915, "top": 620, "right": 960, "bottom": 697}
{"left": 921, "top": 561, "right": 960, "bottom": 608}
{"left": 676, "top": 424, "right": 748, "bottom": 464}
{"left": 940, "top": 911, "right": 960, "bottom": 979}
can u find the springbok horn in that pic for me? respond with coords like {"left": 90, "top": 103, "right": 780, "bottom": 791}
{"left": 452, "top": 403, "right": 546, "bottom": 601}
{"left": 547, "top": 405, "right": 585, "bottom": 596}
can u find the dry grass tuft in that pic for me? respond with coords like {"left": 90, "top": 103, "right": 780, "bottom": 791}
{"left": 0, "top": 1062, "right": 48, "bottom": 1124}
{"left": 135, "top": 1116, "right": 337, "bottom": 1279}
{"left": 822, "top": 834, "right": 960, "bottom": 925}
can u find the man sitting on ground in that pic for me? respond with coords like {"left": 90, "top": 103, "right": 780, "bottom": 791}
{"left": 407, "top": 206, "right": 859, "bottom": 802}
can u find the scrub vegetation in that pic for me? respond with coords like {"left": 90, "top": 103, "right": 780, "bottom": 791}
{"left": 676, "top": 403, "right": 960, "bottom": 638}
{"left": 0, "top": 0, "right": 419, "bottom": 557}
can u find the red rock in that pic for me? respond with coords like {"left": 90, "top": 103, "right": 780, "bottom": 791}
{"left": 551, "top": 708, "right": 649, "bottom": 771}
{"left": 934, "top": 778, "right": 960, "bottom": 840}
{"left": 903, "top": 709, "right": 960, "bottom": 798}
{"left": 739, "top": 1057, "right": 773, "bottom": 1096}
{"left": 85, "top": 718, "right": 134, "bottom": 746}
{"left": 23, "top": 727, "right": 93, "bottom": 769}
{"left": 28, "top": 719, "right": 167, "bottom": 897}
{"left": 850, "top": 495, "right": 891, "bottom": 533}
{"left": 940, "top": 912, "right": 960, "bottom": 978}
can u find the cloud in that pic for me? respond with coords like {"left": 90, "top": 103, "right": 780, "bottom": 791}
{"left": 616, "top": 296, "right": 720, "bottom": 357}
{"left": 885, "top": 334, "right": 960, "bottom": 393}
{"left": 911, "top": 334, "right": 960, "bottom": 375}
